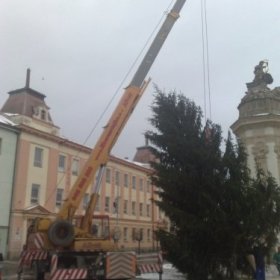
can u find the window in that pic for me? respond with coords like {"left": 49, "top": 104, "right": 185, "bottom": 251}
{"left": 83, "top": 193, "right": 89, "bottom": 209}
{"left": 132, "top": 228, "right": 136, "bottom": 241}
{"left": 147, "top": 204, "right": 150, "bottom": 217}
{"left": 140, "top": 228, "right": 144, "bottom": 241}
{"left": 113, "top": 197, "right": 119, "bottom": 213}
{"left": 56, "top": 188, "right": 64, "bottom": 207}
{"left": 124, "top": 174, "right": 129, "bottom": 187}
{"left": 31, "top": 184, "right": 40, "bottom": 204}
{"left": 147, "top": 229, "right": 151, "bottom": 241}
{"left": 58, "top": 154, "right": 66, "bottom": 172}
{"left": 0, "top": 138, "right": 2, "bottom": 155}
{"left": 146, "top": 180, "right": 150, "bottom": 192}
{"left": 72, "top": 158, "right": 79, "bottom": 175}
{"left": 105, "top": 196, "right": 110, "bottom": 212}
{"left": 41, "top": 109, "right": 46, "bottom": 120}
{"left": 34, "top": 147, "right": 43, "bottom": 167}
{"left": 95, "top": 197, "right": 100, "bottom": 211}
{"left": 123, "top": 227, "right": 128, "bottom": 241}
{"left": 139, "top": 203, "right": 143, "bottom": 216}
{"left": 139, "top": 178, "right": 143, "bottom": 191}
{"left": 115, "top": 171, "right": 120, "bottom": 186}
{"left": 132, "top": 176, "right": 136, "bottom": 189}
{"left": 123, "top": 200, "right": 128, "bottom": 214}
{"left": 132, "top": 201, "right": 136, "bottom": 215}
{"left": 106, "top": 168, "right": 111, "bottom": 183}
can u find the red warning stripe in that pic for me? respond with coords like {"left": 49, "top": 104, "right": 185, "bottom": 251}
{"left": 50, "top": 269, "right": 87, "bottom": 280}
{"left": 18, "top": 250, "right": 48, "bottom": 272}
{"left": 139, "top": 263, "right": 161, "bottom": 273}
{"left": 34, "top": 233, "right": 45, "bottom": 249}
{"left": 137, "top": 251, "right": 163, "bottom": 274}
{"left": 49, "top": 255, "right": 87, "bottom": 280}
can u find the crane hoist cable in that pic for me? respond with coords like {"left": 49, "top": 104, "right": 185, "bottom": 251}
{"left": 200, "top": 0, "right": 212, "bottom": 122}
{"left": 82, "top": 0, "right": 175, "bottom": 147}
{"left": 46, "top": 1, "right": 175, "bottom": 205}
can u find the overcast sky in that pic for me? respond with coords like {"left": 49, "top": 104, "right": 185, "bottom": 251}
{"left": 0, "top": 0, "right": 280, "bottom": 160}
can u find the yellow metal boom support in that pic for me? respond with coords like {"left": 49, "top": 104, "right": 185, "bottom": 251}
{"left": 58, "top": 81, "right": 150, "bottom": 220}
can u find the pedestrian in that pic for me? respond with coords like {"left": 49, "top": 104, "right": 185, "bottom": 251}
{"left": 252, "top": 245, "right": 266, "bottom": 280}
{"left": 273, "top": 247, "right": 280, "bottom": 275}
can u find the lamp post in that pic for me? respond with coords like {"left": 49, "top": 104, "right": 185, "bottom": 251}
{"left": 112, "top": 227, "right": 121, "bottom": 244}
{"left": 134, "top": 229, "right": 143, "bottom": 254}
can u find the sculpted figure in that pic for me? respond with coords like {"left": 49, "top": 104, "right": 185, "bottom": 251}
{"left": 247, "top": 60, "right": 273, "bottom": 89}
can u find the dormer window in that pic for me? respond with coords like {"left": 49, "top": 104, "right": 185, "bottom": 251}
{"left": 41, "top": 109, "right": 46, "bottom": 120}
{"left": 33, "top": 106, "right": 51, "bottom": 123}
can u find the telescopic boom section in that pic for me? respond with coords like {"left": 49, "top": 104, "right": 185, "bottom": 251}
{"left": 57, "top": 0, "right": 186, "bottom": 220}
{"left": 130, "top": 0, "right": 186, "bottom": 87}
{"left": 57, "top": 82, "right": 150, "bottom": 220}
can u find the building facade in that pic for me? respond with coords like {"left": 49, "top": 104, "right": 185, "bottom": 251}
{"left": 0, "top": 116, "right": 18, "bottom": 258}
{"left": 231, "top": 61, "right": 280, "bottom": 183}
{"left": 1, "top": 70, "right": 164, "bottom": 259}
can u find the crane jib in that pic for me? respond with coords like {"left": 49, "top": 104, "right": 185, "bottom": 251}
{"left": 19, "top": 1, "right": 187, "bottom": 279}
{"left": 130, "top": 0, "right": 186, "bottom": 88}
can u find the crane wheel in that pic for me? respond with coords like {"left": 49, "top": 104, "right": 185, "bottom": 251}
{"left": 47, "top": 220, "right": 74, "bottom": 247}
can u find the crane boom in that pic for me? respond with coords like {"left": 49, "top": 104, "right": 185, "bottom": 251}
{"left": 131, "top": 0, "right": 186, "bottom": 87}
{"left": 18, "top": 2, "right": 187, "bottom": 279}
{"left": 57, "top": 0, "right": 186, "bottom": 220}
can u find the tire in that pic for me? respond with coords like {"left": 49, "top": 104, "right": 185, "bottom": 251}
{"left": 48, "top": 220, "right": 74, "bottom": 247}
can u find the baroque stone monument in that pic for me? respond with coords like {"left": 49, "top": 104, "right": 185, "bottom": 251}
{"left": 231, "top": 61, "right": 280, "bottom": 182}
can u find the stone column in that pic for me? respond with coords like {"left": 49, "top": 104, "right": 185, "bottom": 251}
{"left": 231, "top": 61, "right": 280, "bottom": 183}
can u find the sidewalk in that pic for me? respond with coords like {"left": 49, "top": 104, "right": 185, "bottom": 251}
{"left": 266, "top": 265, "right": 280, "bottom": 279}
{"left": 1, "top": 261, "right": 19, "bottom": 280}
{"left": 1, "top": 260, "right": 280, "bottom": 280}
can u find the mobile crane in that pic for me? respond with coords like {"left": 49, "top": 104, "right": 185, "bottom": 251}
{"left": 18, "top": 1, "right": 186, "bottom": 279}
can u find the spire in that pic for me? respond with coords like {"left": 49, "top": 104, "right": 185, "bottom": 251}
{"left": 25, "top": 68, "right": 31, "bottom": 88}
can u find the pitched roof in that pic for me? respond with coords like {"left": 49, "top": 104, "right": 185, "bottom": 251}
{"left": 0, "top": 69, "right": 52, "bottom": 122}
{"left": 0, "top": 87, "right": 50, "bottom": 118}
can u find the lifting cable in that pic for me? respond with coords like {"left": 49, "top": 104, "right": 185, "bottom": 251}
{"left": 46, "top": 1, "right": 175, "bottom": 204}
{"left": 81, "top": 0, "right": 175, "bottom": 147}
{"left": 200, "top": 0, "right": 212, "bottom": 123}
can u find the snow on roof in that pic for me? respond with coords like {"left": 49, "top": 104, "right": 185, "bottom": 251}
{"left": 123, "top": 158, "right": 151, "bottom": 168}
{"left": 0, "top": 115, "right": 16, "bottom": 126}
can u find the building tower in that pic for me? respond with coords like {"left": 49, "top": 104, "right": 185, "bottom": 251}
{"left": 231, "top": 61, "right": 280, "bottom": 182}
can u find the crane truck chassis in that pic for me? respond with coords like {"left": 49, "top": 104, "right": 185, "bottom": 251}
{"left": 17, "top": 1, "right": 186, "bottom": 279}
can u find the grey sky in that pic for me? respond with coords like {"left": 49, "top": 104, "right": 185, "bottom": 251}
{"left": 0, "top": 0, "right": 280, "bottom": 159}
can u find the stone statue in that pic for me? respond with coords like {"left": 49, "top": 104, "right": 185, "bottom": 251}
{"left": 246, "top": 60, "right": 273, "bottom": 89}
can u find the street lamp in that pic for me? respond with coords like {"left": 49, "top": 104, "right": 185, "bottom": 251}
{"left": 134, "top": 229, "right": 143, "bottom": 254}
{"left": 112, "top": 226, "right": 121, "bottom": 244}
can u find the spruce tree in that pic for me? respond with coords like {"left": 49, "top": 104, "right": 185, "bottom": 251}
{"left": 146, "top": 87, "right": 280, "bottom": 280}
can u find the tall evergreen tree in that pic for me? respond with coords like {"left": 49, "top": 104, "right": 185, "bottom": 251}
{"left": 146, "top": 87, "right": 280, "bottom": 280}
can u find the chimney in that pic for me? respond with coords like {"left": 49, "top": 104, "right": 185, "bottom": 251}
{"left": 25, "top": 68, "right": 31, "bottom": 88}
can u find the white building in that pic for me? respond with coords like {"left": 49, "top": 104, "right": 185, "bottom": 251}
{"left": 0, "top": 115, "right": 18, "bottom": 258}
{"left": 231, "top": 61, "right": 280, "bottom": 182}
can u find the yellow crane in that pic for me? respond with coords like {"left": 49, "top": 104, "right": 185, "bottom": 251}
{"left": 18, "top": 1, "right": 186, "bottom": 279}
